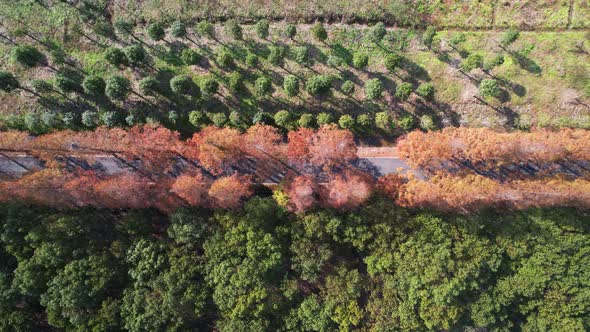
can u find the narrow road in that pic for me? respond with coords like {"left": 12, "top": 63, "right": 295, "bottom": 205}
{"left": 0, "top": 147, "right": 424, "bottom": 181}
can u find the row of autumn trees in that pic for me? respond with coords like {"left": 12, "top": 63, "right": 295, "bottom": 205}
{"left": 1, "top": 125, "right": 590, "bottom": 213}
{"left": 0, "top": 124, "right": 375, "bottom": 212}
{"left": 398, "top": 127, "right": 590, "bottom": 169}
{"left": 393, "top": 127, "right": 590, "bottom": 212}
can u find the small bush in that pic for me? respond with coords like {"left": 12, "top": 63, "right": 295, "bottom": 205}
{"left": 311, "top": 23, "right": 327, "bottom": 42}
{"left": 226, "top": 72, "right": 243, "bottom": 93}
{"left": 229, "top": 110, "right": 243, "bottom": 127}
{"left": 479, "top": 79, "right": 500, "bottom": 98}
{"left": 124, "top": 45, "right": 146, "bottom": 65}
{"left": 255, "top": 19, "right": 270, "bottom": 39}
{"left": 341, "top": 80, "right": 355, "bottom": 95}
{"left": 105, "top": 75, "right": 130, "bottom": 100}
{"left": 255, "top": 76, "right": 272, "bottom": 96}
{"left": 419, "top": 114, "right": 436, "bottom": 131}
{"left": 208, "top": 112, "right": 227, "bottom": 127}
{"left": 375, "top": 111, "right": 393, "bottom": 130}
{"left": 54, "top": 72, "right": 80, "bottom": 93}
{"left": 24, "top": 112, "right": 46, "bottom": 134}
{"left": 306, "top": 75, "right": 332, "bottom": 95}
{"left": 11, "top": 45, "right": 44, "bottom": 68}
{"left": 81, "top": 110, "right": 99, "bottom": 127}
{"left": 316, "top": 112, "right": 333, "bottom": 125}
{"left": 139, "top": 77, "right": 159, "bottom": 95}
{"left": 369, "top": 22, "right": 386, "bottom": 43}
{"left": 170, "top": 75, "right": 193, "bottom": 95}
{"left": 196, "top": 21, "right": 215, "bottom": 38}
{"left": 398, "top": 115, "right": 415, "bottom": 130}
{"left": 338, "top": 115, "right": 355, "bottom": 129}
{"left": 395, "top": 82, "right": 413, "bottom": 101}
{"left": 298, "top": 113, "right": 314, "bottom": 128}
{"left": 181, "top": 48, "right": 201, "bottom": 65}
{"left": 147, "top": 22, "right": 166, "bottom": 41}
{"left": 224, "top": 20, "right": 242, "bottom": 40}
{"left": 200, "top": 78, "right": 219, "bottom": 95}
{"left": 365, "top": 79, "right": 383, "bottom": 100}
{"left": 353, "top": 53, "right": 369, "bottom": 70}
{"left": 384, "top": 53, "right": 402, "bottom": 72}
{"left": 245, "top": 53, "right": 258, "bottom": 67}
{"left": 104, "top": 47, "right": 128, "bottom": 67}
{"left": 356, "top": 113, "right": 372, "bottom": 127}
{"left": 283, "top": 75, "right": 299, "bottom": 97}
{"left": 82, "top": 75, "right": 106, "bottom": 96}
{"left": 274, "top": 110, "right": 292, "bottom": 128}
{"left": 167, "top": 111, "right": 179, "bottom": 125}
{"left": 422, "top": 26, "right": 437, "bottom": 48}
{"left": 285, "top": 24, "right": 297, "bottom": 39}
{"left": 268, "top": 46, "right": 286, "bottom": 65}
{"left": 460, "top": 54, "right": 483, "bottom": 72}
{"left": 449, "top": 33, "right": 466, "bottom": 48}
{"left": 216, "top": 50, "right": 234, "bottom": 68}
{"left": 41, "top": 111, "right": 61, "bottom": 129}
{"left": 101, "top": 111, "right": 120, "bottom": 127}
{"left": 189, "top": 111, "right": 206, "bottom": 128}
{"left": 114, "top": 18, "right": 134, "bottom": 35}
{"left": 416, "top": 83, "right": 434, "bottom": 99}
{"left": 293, "top": 46, "right": 309, "bottom": 64}
{"left": 62, "top": 112, "right": 80, "bottom": 128}
{"left": 170, "top": 21, "right": 187, "bottom": 38}
{"left": 327, "top": 55, "right": 343, "bottom": 68}
{"left": 500, "top": 29, "right": 520, "bottom": 47}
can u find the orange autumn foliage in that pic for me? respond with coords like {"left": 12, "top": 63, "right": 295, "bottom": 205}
{"left": 244, "top": 124, "right": 283, "bottom": 157}
{"left": 171, "top": 173, "right": 212, "bottom": 207}
{"left": 187, "top": 126, "right": 244, "bottom": 175}
{"left": 286, "top": 175, "right": 320, "bottom": 212}
{"left": 376, "top": 173, "right": 407, "bottom": 201}
{"left": 398, "top": 173, "right": 590, "bottom": 212}
{"left": 287, "top": 128, "right": 314, "bottom": 162}
{"left": 323, "top": 170, "right": 374, "bottom": 210}
{"left": 309, "top": 125, "right": 357, "bottom": 166}
{"left": 208, "top": 174, "right": 253, "bottom": 209}
{"left": 398, "top": 173, "right": 504, "bottom": 213}
{"left": 397, "top": 127, "right": 590, "bottom": 168}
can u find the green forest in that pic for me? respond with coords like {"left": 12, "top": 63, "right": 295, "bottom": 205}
{"left": 1, "top": 199, "right": 589, "bottom": 331}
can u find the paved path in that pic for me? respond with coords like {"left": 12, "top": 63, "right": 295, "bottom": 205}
{"left": 0, "top": 147, "right": 423, "bottom": 181}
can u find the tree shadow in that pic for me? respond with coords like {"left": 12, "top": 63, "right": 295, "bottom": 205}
{"left": 509, "top": 52, "right": 542, "bottom": 74}
{"left": 306, "top": 43, "right": 328, "bottom": 64}
{"left": 329, "top": 43, "right": 353, "bottom": 65}
{"left": 401, "top": 57, "right": 431, "bottom": 81}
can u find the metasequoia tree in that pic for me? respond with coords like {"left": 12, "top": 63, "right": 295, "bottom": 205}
{"left": 309, "top": 125, "right": 357, "bottom": 167}
{"left": 243, "top": 124, "right": 282, "bottom": 157}
{"left": 171, "top": 173, "right": 212, "bottom": 207}
{"left": 187, "top": 126, "right": 244, "bottom": 175}
{"left": 324, "top": 170, "right": 374, "bottom": 210}
{"left": 208, "top": 174, "right": 253, "bottom": 209}
{"left": 285, "top": 175, "right": 320, "bottom": 212}
{"left": 376, "top": 173, "right": 407, "bottom": 201}
{"left": 287, "top": 125, "right": 357, "bottom": 168}
{"left": 287, "top": 128, "right": 314, "bottom": 162}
